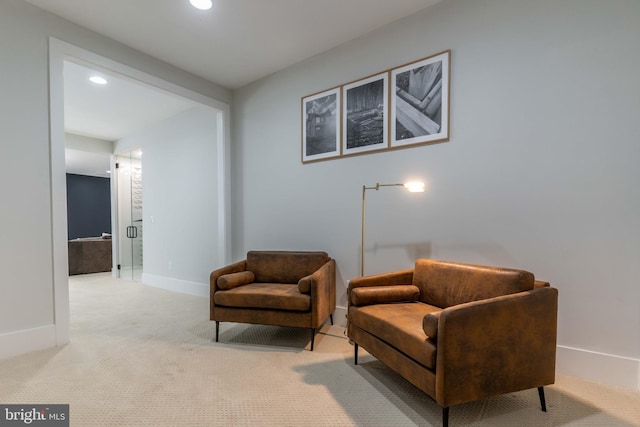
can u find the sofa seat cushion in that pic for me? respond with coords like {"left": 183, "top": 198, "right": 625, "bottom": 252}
{"left": 349, "top": 302, "right": 439, "bottom": 369}
{"left": 214, "top": 283, "right": 311, "bottom": 312}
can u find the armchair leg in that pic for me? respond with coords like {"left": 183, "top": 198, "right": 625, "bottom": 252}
{"left": 330, "top": 313, "right": 334, "bottom": 325}
{"left": 354, "top": 343, "right": 359, "bottom": 365}
{"left": 215, "top": 321, "right": 219, "bottom": 342}
{"left": 310, "top": 328, "right": 316, "bottom": 351}
{"left": 442, "top": 407, "right": 449, "bottom": 427}
{"left": 538, "top": 387, "right": 547, "bottom": 412}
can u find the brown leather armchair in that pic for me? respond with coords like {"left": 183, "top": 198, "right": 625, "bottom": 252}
{"left": 210, "top": 251, "right": 336, "bottom": 350}
{"left": 347, "top": 259, "right": 558, "bottom": 426}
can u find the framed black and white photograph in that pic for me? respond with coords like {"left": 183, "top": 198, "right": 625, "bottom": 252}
{"left": 342, "top": 72, "right": 388, "bottom": 156}
{"left": 391, "top": 50, "right": 450, "bottom": 148}
{"left": 301, "top": 87, "right": 341, "bottom": 163}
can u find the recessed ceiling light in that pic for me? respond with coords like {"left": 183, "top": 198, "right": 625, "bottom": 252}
{"left": 89, "top": 76, "right": 108, "bottom": 85}
{"left": 189, "top": 0, "right": 213, "bottom": 11}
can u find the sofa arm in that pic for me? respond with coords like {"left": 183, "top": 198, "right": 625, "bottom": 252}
{"left": 434, "top": 286, "right": 558, "bottom": 408}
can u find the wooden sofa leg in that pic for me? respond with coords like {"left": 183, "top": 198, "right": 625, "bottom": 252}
{"left": 330, "top": 313, "right": 334, "bottom": 325}
{"left": 354, "top": 343, "right": 359, "bottom": 365}
{"left": 538, "top": 387, "right": 547, "bottom": 412}
{"left": 442, "top": 407, "right": 449, "bottom": 427}
{"left": 310, "top": 328, "right": 316, "bottom": 351}
{"left": 215, "top": 321, "right": 219, "bottom": 342}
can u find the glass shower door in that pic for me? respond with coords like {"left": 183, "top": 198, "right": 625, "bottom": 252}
{"left": 116, "top": 149, "right": 143, "bottom": 281}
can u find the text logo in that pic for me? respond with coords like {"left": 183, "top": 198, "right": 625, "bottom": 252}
{"left": 0, "top": 405, "right": 68, "bottom": 426}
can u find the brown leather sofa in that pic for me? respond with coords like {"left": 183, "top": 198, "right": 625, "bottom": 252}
{"left": 347, "top": 259, "right": 558, "bottom": 427}
{"left": 68, "top": 238, "right": 112, "bottom": 275}
{"left": 210, "top": 251, "right": 336, "bottom": 350}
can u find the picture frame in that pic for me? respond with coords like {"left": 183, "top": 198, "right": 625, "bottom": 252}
{"left": 301, "top": 87, "right": 341, "bottom": 163}
{"left": 342, "top": 72, "right": 388, "bottom": 156}
{"left": 390, "top": 50, "right": 450, "bottom": 148}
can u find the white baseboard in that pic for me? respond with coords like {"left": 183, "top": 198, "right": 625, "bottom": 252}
{"left": 0, "top": 325, "right": 57, "bottom": 360}
{"left": 557, "top": 345, "right": 640, "bottom": 390}
{"left": 141, "top": 273, "right": 209, "bottom": 297}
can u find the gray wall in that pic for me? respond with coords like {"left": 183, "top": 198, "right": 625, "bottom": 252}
{"left": 1, "top": 0, "right": 639, "bottom": 391}
{"left": 0, "top": 0, "right": 228, "bottom": 356}
{"left": 232, "top": 0, "right": 640, "bottom": 388}
{"left": 66, "top": 174, "right": 112, "bottom": 240}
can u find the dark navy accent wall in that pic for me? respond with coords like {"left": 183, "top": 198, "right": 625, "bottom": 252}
{"left": 66, "top": 174, "right": 112, "bottom": 240}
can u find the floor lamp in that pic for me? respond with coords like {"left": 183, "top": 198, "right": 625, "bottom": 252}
{"left": 361, "top": 182, "right": 425, "bottom": 276}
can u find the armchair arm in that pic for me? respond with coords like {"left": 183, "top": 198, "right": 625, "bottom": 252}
{"left": 422, "top": 310, "right": 442, "bottom": 340}
{"left": 217, "top": 271, "right": 255, "bottom": 290}
{"left": 534, "top": 280, "right": 550, "bottom": 288}
{"left": 210, "top": 259, "right": 247, "bottom": 319}
{"left": 434, "top": 286, "right": 558, "bottom": 408}
{"left": 305, "top": 258, "right": 336, "bottom": 327}
{"left": 210, "top": 260, "right": 247, "bottom": 290}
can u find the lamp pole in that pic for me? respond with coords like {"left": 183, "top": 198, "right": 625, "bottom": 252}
{"left": 361, "top": 182, "right": 424, "bottom": 276}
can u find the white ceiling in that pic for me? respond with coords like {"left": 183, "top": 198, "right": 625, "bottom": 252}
{"left": 64, "top": 60, "right": 200, "bottom": 177}
{"left": 65, "top": 147, "right": 113, "bottom": 178}
{"left": 24, "top": 0, "right": 441, "bottom": 89}
{"left": 32, "top": 0, "right": 442, "bottom": 177}
{"left": 64, "top": 61, "right": 197, "bottom": 141}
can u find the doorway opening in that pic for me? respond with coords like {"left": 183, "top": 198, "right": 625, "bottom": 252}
{"left": 50, "top": 38, "right": 231, "bottom": 346}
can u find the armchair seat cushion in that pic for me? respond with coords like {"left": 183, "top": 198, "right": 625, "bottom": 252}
{"left": 349, "top": 302, "right": 439, "bottom": 369}
{"left": 214, "top": 283, "right": 311, "bottom": 312}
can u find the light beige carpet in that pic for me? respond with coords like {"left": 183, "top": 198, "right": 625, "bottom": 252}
{"left": 0, "top": 273, "right": 639, "bottom": 426}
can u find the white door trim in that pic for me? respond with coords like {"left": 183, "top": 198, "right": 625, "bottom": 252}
{"left": 48, "top": 37, "right": 231, "bottom": 346}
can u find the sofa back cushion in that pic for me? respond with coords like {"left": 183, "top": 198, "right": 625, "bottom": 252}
{"left": 247, "top": 251, "right": 329, "bottom": 284}
{"left": 413, "top": 259, "right": 534, "bottom": 308}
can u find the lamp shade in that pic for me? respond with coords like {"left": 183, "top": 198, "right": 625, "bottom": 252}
{"left": 403, "top": 182, "right": 425, "bottom": 192}
{"left": 190, "top": 0, "right": 213, "bottom": 10}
